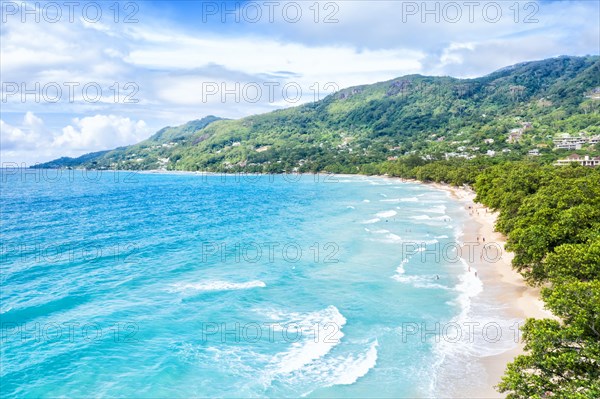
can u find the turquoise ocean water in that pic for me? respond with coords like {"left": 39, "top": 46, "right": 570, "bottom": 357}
{"left": 1, "top": 170, "right": 516, "bottom": 397}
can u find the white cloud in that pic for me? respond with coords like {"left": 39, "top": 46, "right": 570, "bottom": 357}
{"left": 126, "top": 33, "right": 424, "bottom": 81}
{"left": 1, "top": 112, "right": 45, "bottom": 151}
{"left": 54, "top": 115, "right": 149, "bottom": 152}
{"left": 0, "top": 0, "right": 598, "bottom": 163}
{"left": 0, "top": 113, "right": 149, "bottom": 164}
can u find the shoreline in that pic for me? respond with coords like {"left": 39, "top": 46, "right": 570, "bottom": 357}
{"left": 424, "top": 181, "right": 554, "bottom": 398}
{"left": 339, "top": 174, "right": 553, "bottom": 397}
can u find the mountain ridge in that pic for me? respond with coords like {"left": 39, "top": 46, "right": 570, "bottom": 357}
{"left": 37, "top": 55, "right": 600, "bottom": 172}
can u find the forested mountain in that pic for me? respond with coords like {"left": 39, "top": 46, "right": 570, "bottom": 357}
{"left": 39, "top": 115, "right": 224, "bottom": 169}
{"left": 38, "top": 56, "right": 599, "bottom": 172}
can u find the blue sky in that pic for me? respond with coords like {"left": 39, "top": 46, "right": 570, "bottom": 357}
{"left": 1, "top": 0, "right": 599, "bottom": 163}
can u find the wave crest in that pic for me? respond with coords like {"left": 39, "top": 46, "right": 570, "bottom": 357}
{"left": 168, "top": 280, "right": 266, "bottom": 293}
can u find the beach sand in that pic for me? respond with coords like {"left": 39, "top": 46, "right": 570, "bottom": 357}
{"left": 426, "top": 182, "right": 555, "bottom": 398}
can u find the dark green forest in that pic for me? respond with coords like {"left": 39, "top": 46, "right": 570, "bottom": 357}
{"left": 478, "top": 162, "right": 600, "bottom": 398}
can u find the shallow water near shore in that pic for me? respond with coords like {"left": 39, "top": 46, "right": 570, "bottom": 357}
{"left": 1, "top": 171, "right": 516, "bottom": 397}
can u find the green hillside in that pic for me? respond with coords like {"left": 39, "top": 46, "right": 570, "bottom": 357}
{"left": 38, "top": 56, "right": 599, "bottom": 172}
{"left": 39, "top": 115, "right": 224, "bottom": 170}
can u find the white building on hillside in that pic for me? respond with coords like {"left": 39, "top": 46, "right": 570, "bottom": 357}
{"left": 554, "top": 154, "right": 600, "bottom": 167}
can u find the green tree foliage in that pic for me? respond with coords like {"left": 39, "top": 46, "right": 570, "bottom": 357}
{"left": 475, "top": 162, "right": 600, "bottom": 398}
{"left": 498, "top": 281, "right": 600, "bottom": 398}
{"left": 37, "top": 56, "right": 600, "bottom": 172}
{"left": 475, "top": 163, "right": 600, "bottom": 284}
{"left": 544, "top": 239, "right": 600, "bottom": 283}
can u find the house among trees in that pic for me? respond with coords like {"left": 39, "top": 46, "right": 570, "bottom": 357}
{"left": 554, "top": 154, "right": 600, "bottom": 167}
{"left": 553, "top": 134, "right": 600, "bottom": 150}
{"left": 507, "top": 122, "right": 532, "bottom": 143}
{"left": 507, "top": 129, "right": 523, "bottom": 143}
{"left": 554, "top": 138, "right": 584, "bottom": 150}
{"left": 586, "top": 87, "right": 600, "bottom": 99}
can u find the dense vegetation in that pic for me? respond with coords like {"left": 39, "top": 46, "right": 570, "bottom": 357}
{"left": 477, "top": 163, "right": 600, "bottom": 398}
{"left": 38, "top": 56, "right": 600, "bottom": 172}
{"left": 38, "top": 116, "right": 224, "bottom": 170}
{"left": 37, "top": 56, "right": 600, "bottom": 397}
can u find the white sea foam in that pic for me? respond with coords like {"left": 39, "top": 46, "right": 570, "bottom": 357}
{"left": 376, "top": 210, "right": 397, "bottom": 218}
{"left": 168, "top": 280, "right": 266, "bottom": 293}
{"left": 392, "top": 274, "right": 450, "bottom": 290}
{"left": 322, "top": 340, "right": 379, "bottom": 386}
{"left": 268, "top": 306, "right": 346, "bottom": 375}
{"left": 0, "top": 305, "right": 12, "bottom": 314}
{"left": 362, "top": 199, "right": 370, "bottom": 203}
{"left": 370, "top": 229, "right": 390, "bottom": 234}
{"left": 430, "top": 258, "right": 521, "bottom": 397}
{"left": 291, "top": 340, "right": 379, "bottom": 397}
{"left": 380, "top": 196, "right": 419, "bottom": 203}
{"left": 368, "top": 179, "right": 392, "bottom": 186}
{"left": 422, "top": 199, "right": 446, "bottom": 203}
{"left": 453, "top": 226, "right": 464, "bottom": 243}
{"left": 361, "top": 218, "right": 380, "bottom": 224}
{"left": 260, "top": 306, "right": 378, "bottom": 395}
{"left": 427, "top": 205, "right": 447, "bottom": 214}
{"left": 410, "top": 215, "right": 451, "bottom": 224}
{"left": 346, "top": 206, "right": 355, "bottom": 209}
{"left": 455, "top": 259, "right": 483, "bottom": 307}
{"left": 368, "top": 232, "right": 402, "bottom": 244}
{"left": 382, "top": 233, "right": 403, "bottom": 243}
{"left": 395, "top": 258, "right": 409, "bottom": 275}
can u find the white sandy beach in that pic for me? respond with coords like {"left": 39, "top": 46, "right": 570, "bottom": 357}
{"left": 426, "top": 181, "right": 555, "bottom": 398}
